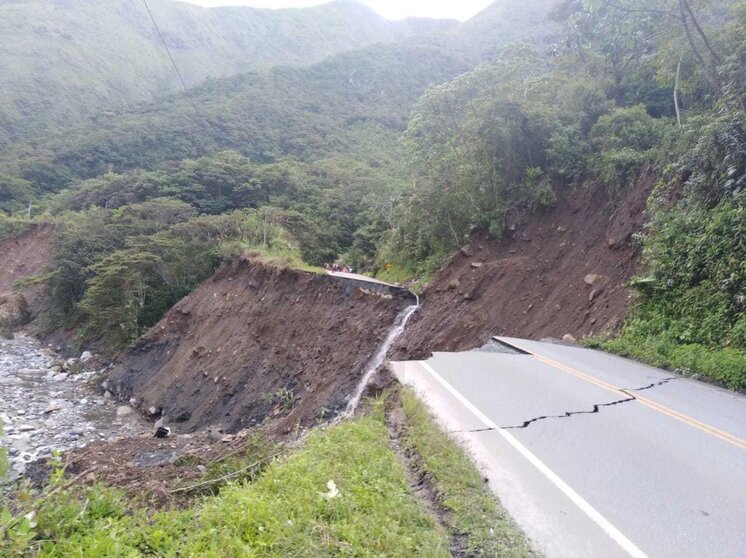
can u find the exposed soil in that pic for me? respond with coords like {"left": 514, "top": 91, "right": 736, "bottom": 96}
{"left": 0, "top": 224, "right": 54, "bottom": 318}
{"left": 393, "top": 169, "right": 655, "bottom": 360}
{"left": 105, "top": 258, "right": 411, "bottom": 433}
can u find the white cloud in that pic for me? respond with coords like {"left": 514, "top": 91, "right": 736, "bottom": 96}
{"left": 182, "top": 0, "right": 493, "bottom": 21}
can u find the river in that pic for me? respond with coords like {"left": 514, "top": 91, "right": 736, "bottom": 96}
{"left": 0, "top": 334, "right": 145, "bottom": 482}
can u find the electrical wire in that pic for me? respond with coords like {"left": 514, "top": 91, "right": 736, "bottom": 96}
{"left": 141, "top": 0, "right": 202, "bottom": 117}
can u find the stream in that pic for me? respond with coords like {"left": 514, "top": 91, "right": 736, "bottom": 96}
{"left": 0, "top": 334, "right": 146, "bottom": 482}
{"left": 344, "top": 299, "right": 420, "bottom": 416}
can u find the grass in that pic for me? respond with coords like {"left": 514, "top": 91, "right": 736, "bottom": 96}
{"left": 398, "top": 389, "right": 538, "bottom": 557}
{"left": 2, "top": 416, "right": 450, "bottom": 557}
{"left": 1, "top": 393, "right": 537, "bottom": 556}
{"left": 585, "top": 334, "right": 746, "bottom": 391}
{"left": 0, "top": 420, "right": 7, "bottom": 478}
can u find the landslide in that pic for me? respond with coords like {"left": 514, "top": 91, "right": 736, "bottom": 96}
{"left": 393, "top": 170, "right": 655, "bottom": 359}
{"left": 105, "top": 258, "right": 411, "bottom": 433}
{"left": 0, "top": 223, "right": 54, "bottom": 324}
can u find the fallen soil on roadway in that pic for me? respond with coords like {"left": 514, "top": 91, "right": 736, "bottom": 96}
{"left": 392, "top": 169, "right": 655, "bottom": 360}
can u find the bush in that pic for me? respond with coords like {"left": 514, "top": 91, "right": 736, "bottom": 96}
{"left": 590, "top": 105, "right": 667, "bottom": 189}
{"left": 594, "top": 332, "right": 746, "bottom": 390}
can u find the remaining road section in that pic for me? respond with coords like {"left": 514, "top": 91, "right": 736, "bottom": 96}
{"left": 392, "top": 340, "right": 746, "bottom": 558}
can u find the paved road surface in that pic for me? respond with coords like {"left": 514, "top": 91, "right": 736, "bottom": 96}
{"left": 392, "top": 337, "right": 746, "bottom": 558}
{"left": 326, "top": 270, "right": 396, "bottom": 286}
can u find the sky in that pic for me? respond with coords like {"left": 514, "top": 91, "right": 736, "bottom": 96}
{"left": 183, "top": 0, "right": 494, "bottom": 21}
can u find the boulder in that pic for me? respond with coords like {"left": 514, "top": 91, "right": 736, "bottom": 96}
{"left": 44, "top": 402, "right": 61, "bottom": 414}
{"left": 79, "top": 351, "right": 93, "bottom": 363}
{"left": 589, "top": 287, "right": 604, "bottom": 302}
{"left": 562, "top": 334, "right": 577, "bottom": 344}
{"left": 116, "top": 406, "right": 133, "bottom": 417}
{"left": 584, "top": 273, "right": 601, "bottom": 286}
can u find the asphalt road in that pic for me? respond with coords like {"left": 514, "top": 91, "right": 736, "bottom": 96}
{"left": 326, "top": 270, "right": 396, "bottom": 286}
{"left": 391, "top": 338, "right": 746, "bottom": 558}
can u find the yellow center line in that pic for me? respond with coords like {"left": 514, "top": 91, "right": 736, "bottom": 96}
{"left": 498, "top": 338, "right": 746, "bottom": 450}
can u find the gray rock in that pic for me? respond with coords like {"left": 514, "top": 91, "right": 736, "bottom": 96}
{"left": 584, "top": 273, "right": 601, "bottom": 286}
{"left": 79, "top": 351, "right": 93, "bottom": 363}
{"left": 116, "top": 406, "right": 133, "bottom": 417}
{"left": 44, "top": 402, "right": 62, "bottom": 414}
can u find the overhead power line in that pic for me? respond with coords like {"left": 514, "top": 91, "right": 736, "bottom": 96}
{"left": 141, "top": 0, "right": 202, "bottom": 117}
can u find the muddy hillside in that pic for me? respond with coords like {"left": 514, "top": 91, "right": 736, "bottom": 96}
{"left": 106, "top": 259, "right": 413, "bottom": 433}
{"left": 0, "top": 224, "right": 54, "bottom": 331}
{"left": 393, "top": 170, "right": 655, "bottom": 360}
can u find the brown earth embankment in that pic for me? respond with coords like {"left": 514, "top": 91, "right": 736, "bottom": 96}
{"left": 392, "top": 169, "right": 655, "bottom": 359}
{"left": 0, "top": 223, "right": 54, "bottom": 329}
{"left": 105, "top": 258, "right": 411, "bottom": 433}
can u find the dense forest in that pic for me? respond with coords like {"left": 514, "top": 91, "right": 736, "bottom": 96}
{"left": 0, "top": 0, "right": 743, "bottom": 387}
{"left": 0, "top": 0, "right": 454, "bottom": 145}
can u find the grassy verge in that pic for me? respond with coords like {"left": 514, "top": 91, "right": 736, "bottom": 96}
{"left": 397, "top": 389, "right": 537, "bottom": 557}
{"left": 585, "top": 334, "right": 746, "bottom": 391}
{"left": 2, "top": 415, "right": 450, "bottom": 557}
{"left": 1, "top": 392, "right": 537, "bottom": 556}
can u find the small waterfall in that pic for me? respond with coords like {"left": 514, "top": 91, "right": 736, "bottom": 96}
{"left": 343, "top": 296, "right": 419, "bottom": 417}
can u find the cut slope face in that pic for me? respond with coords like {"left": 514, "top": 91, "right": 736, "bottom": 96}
{"left": 393, "top": 171, "right": 655, "bottom": 360}
{"left": 106, "top": 259, "right": 411, "bottom": 432}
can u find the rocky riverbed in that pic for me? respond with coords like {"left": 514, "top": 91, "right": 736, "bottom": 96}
{"left": 1, "top": 334, "right": 146, "bottom": 481}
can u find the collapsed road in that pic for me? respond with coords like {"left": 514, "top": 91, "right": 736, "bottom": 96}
{"left": 392, "top": 337, "right": 746, "bottom": 558}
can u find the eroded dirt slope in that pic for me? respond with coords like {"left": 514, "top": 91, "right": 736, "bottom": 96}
{"left": 393, "top": 170, "right": 655, "bottom": 359}
{"left": 106, "top": 258, "right": 410, "bottom": 433}
{"left": 0, "top": 224, "right": 54, "bottom": 291}
{"left": 0, "top": 223, "right": 54, "bottom": 322}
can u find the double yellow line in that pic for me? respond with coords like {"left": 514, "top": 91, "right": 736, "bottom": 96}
{"left": 503, "top": 339, "right": 746, "bottom": 451}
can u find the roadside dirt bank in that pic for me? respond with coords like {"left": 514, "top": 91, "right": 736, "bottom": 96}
{"left": 392, "top": 170, "right": 655, "bottom": 360}
{"left": 104, "top": 258, "right": 411, "bottom": 433}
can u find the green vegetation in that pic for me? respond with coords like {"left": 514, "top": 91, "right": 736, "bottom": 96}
{"left": 0, "top": 0, "right": 453, "bottom": 146}
{"left": 0, "top": 420, "right": 7, "bottom": 478}
{"left": 379, "top": 0, "right": 745, "bottom": 387}
{"left": 399, "top": 390, "right": 537, "bottom": 556}
{"left": 0, "top": 0, "right": 743, "bottom": 386}
{"left": 0, "top": 214, "right": 31, "bottom": 243}
{"left": 1, "top": 391, "right": 540, "bottom": 556}
{"left": 1, "top": 415, "right": 450, "bottom": 556}
{"left": 46, "top": 204, "right": 317, "bottom": 349}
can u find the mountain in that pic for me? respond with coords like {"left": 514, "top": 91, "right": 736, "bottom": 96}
{"left": 1, "top": 41, "right": 468, "bottom": 195}
{"left": 0, "top": 0, "right": 566, "bottom": 195}
{"left": 0, "top": 0, "right": 454, "bottom": 144}
{"left": 449, "top": 0, "right": 560, "bottom": 57}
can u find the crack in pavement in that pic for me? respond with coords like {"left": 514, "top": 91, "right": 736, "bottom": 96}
{"left": 500, "top": 396, "right": 636, "bottom": 429}
{"left": 625, "top": 376, "right": 680, "bottom": 392}
{"left": 450, "top": 375, "right": 682, "bottom": 433}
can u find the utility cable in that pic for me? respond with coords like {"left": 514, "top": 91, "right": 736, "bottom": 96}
{"left": 141, "top": 0, "right": 202, "bottom": 117}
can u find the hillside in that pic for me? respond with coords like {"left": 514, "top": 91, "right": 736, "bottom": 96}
{"left": 393, "top": 170, "right": 655, "bottom": 359}
{"left": 104, "top": 258, "right": 412, "bottom": 432}
{"left": 0, "top": 0, "right": 453, "bottom": 145}
{"left": 8, "top": 42, "right": 468, "bottom": 188}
